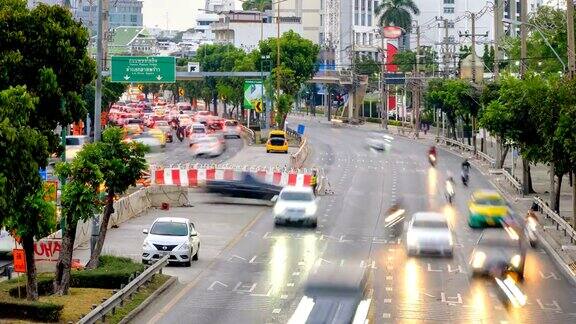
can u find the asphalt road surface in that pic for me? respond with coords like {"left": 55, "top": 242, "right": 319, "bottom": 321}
{"left": 146, "top": 135, "right": 244, "bottom": 166}
{"left": 134, "top": 118, "right": 576, "bottom": 324}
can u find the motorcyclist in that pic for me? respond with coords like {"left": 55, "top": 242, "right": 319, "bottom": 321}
{"left": 428, "top": 145, "right": 437, "bottom": 158}
{"left": 461, "top": 159, "right": 471, "bottom": 183}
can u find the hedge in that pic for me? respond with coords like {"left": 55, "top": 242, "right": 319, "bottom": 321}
{"left": 0, "top": 300, "right": 63, "bottom": 322}
{"left": 365, "top": 118, "right": 408, "bottom": 127}
{"left": 1, "top": 255, "right": 144, "bottom": 322}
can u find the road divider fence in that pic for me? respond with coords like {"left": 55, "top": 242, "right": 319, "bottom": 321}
{"left": 149, "top": 165, "right": 314, "bottom": 188}
{"left": 240, "top": 125, "right": 255, "bottom": 144}
{"left": 533, "top": 196, "right": 576, "bottom": 244}
{"left": 78, "top": 255, "right": 169, "bottom": 324}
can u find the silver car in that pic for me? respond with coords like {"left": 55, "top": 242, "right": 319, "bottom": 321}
{"left": 406, "top": 212, "right": 454, "bottom": 257}
{"left": 223, "top": 120, "right": 242, "bottom": 138}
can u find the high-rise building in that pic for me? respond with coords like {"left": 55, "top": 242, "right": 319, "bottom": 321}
{"left": 273, "top": 0, "right": 322, "bottom": 43}
{"left": 74, "top": 0, "right": 143, "bottom": 35}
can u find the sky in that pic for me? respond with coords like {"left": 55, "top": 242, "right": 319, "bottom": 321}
{"left": 141, "top": 0, "right": 242, "bottom": 31}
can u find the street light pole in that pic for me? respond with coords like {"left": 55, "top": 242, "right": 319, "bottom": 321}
{"left": 276, "top": 0, "right": 281, "bottom": 117}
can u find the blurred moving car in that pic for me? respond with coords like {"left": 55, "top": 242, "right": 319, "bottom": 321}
{"left": 365, "top": 132, "right": 393, "bottom": 151}
{"left": 469, "top": 228, "right": 527, "bottom": 279}
{"left": 205, "top": 172, "right": 282, "bottom": 200}
{"left": 131, "top": 133, "right": 165, "bottom": 152}
{"left": 194, "top": 110, "right": 212, "bottom": 124}
{"left": 153, "top": 120, "right": 173, "bottom": 143}
{"left": 266, "top": 130, "right": 289, "bottom": 153}
{"left": 223, "top": 120, "right": 242, "bottom": 138}
{"left": 177, "top": 102, "right": 192, "bottom": 111}
{"left": 406, "top": 212, "right": 454, "bottom": 257}
{"left": 468, "top": 190, "right": 509, "bottom": 228}
{"left": 288, "top": 264, "right": 372, "bottom": 324}
{"left": 274, "top": 187, "right": 318, "bottom": 227}
{"left": 190, "top": 136, "right": 224, "bottom": 157}
{"left": 188, "top": 123, "right": 208, "bottom": 143}
{"left": 206, "top": 118, "right": 225, "bottom": 134}
{"left": 142, "top": 217, "right": 200, "bottom": 267}
{"left": 65, "top": 135, "right": 91, "bottom": 161}
{"left": 124, "top": 118, "right": 144, "bottom": 135}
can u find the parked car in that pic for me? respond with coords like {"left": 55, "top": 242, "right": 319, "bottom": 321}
{"left": 65, "top": 135, "right": 91, "bottom": 161}
{"left": 274, "top": 186, "right": 318, "bottom": 227}
{"left": 205, "top": 172, "right": 282, "bottom": 200}
{"left": 266, "top": 130, "right": 289, "bottom": 153}
{"left": 406, "top": 212, "right": 454, "bottom": 257}
{"left": 142, "top": 217, "right": 200, "bottom": 266}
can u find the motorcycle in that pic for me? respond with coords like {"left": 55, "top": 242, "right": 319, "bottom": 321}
{"left": 445, "top": 180, "right": 455, "bottom": 204}
{"left": 525, "top": 215, "right": 538, "bottom": 248}
{"left": 461, "top": 170, "right": 469, "bottom": 186}
{"left": 428, "top": 153, "right": 437, "bottom": 167}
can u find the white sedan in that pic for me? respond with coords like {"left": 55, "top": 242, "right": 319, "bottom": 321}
{"left": 142, "top": 217, "right": 200, "bottom": 267}
{"left": 190, "top": 136, "right": 225, "bottom": 157}
{"left": 273, "top": 187, "right": 318, "bottom": 227}
{"left": 406, "top": 212, "right": 454, "bottom": 257}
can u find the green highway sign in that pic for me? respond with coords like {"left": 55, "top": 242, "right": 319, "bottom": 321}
{"left": 243, "top": 80, "right": 264, "bottom": 110}
{"left": 111, "top": 56, "right": 176, "bottom": 83}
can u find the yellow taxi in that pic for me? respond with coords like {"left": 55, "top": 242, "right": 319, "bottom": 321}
{"left": 148, "top": 128, "right": 167, "bottom": 145}
{"left": 266, "top": 130, "right": 288, "bottom": 153}
{"left": 468, "top": 190, "right": 509, "bottom": 228}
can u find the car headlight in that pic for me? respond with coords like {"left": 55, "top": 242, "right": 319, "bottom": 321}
{"left": 142, "top": 241, "right": 152, "bottom": 249}
{"left": 510, "top": 254, "right": 522, "bottom": 268}
{"left": 472, "top": 251, "right": 486, "bottom": 268}
{"left": 305, "top": 204, "right": 317, "bottom": 215}
{"left": 274, "top": 204, "right": 286, "bottom": 215}
{"left": 179, "top": 242, "right": 191, "bottom": 251}
{"left": 448, "top": 235, "right": 453, "bottom": 246}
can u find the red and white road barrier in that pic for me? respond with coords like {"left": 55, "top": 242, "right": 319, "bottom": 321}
{"left": 150, "top": 166, "right": 312, "bottom": 187}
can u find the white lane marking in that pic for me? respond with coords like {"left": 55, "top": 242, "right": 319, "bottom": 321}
{"left": 281, "top": 294, "right": 288, "bottom": 299}
{"left": 384, "top": 299, "right": 392, "bottom": 303}
{"left": 382, "top": 313, "right": 391, "bottom": 318}
{"left": 287, "top": 282, "right": 295, "bottom": 287}
{"left": 272, "top": 309, "right": 281, "bottom": 314}
{"left": 386, "top": 287, "right": 393, "bottom": 291}
{"left": 386, "top": 276, "right": 393, "bottom": 280}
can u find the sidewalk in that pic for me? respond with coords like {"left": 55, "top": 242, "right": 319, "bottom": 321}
{"left": 290, "top": 113, "right": 576, "bottom": 278}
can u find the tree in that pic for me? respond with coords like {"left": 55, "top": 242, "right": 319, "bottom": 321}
{"left": 392, "top": 48, "right": 438, "bottom": 73}
{"left": 86, "top": 127, "right": 148, "bottom": 269}
{"left": 258, "top": 30, "right": 319, "bottom": 123}
{"left": 0, "top": 86, "right": 56, "bottom": 300}
{"left": 354, "top": 55, "right": 380, "bottom": 77}
{"left": 557, "top": 84, "right": 576, "bottom": 226}
{"left": 275, "top": 94, "right": 294, "bottom": 126}
{"left": 0, "top": 0, "right": 94, "bottom": 300}
{"left": 375, "top": 0, "right": 420, "bottom": 49}
{"left": 53, "top": 144, "right": 103, "bottom": 295}
{"left": 242, "top": 0, "right": 271, "bottom": 11}
{"left": 482, "top": 44, "right": 495, "bottom": 71}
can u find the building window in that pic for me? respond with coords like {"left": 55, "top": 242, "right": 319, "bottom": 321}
{"left": 131, "top": 14, "right": 137, "bottom": 23}
{"left": 374, "top": 1, "right": 379, "bottom": 10}
{"left": 368, "top": 0, "right": 372, "bottom": 11}
{"left": 367, "top": 14, "right": 372, "bottom": 25}
{"left": 361, "top": 14, "right": 365, "bottom": 26}
{"left": 447, "top": 21, "right": 455, "bottom": 28}
{"left": 355, "top": 13, "right": 359, "bottom": 25}
{"left": 443, "top": 7, "right": 454, "bottom": 14}
{"left": 369, "top": 33, "right": 373, "bottom": 45}
{"left": 320, "top": 14, "right": 323, "bottom": 26}
{"left": 355, "top": 0, "right": 359, "bottom": 10}
{"left": 363, "top": 33, "right": 367, "bottom": 45}
{"left": 361, "top": 0, "right": 365, "bottom": 10}
{"left": 443, "top": 0, "right": 454, "bottom": 3}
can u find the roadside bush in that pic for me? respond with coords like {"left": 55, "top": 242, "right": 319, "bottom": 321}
{"left": 365, "top": 118, "right": 407, "bottom": 127}
{"left": 8, "top": 276, "right": 54, "bottom": 298}
{"left": 70, "top": 255, "right": 144, "bottom": 289}
{"left": 0, "top": 300, "right": 63, "bottom": 322}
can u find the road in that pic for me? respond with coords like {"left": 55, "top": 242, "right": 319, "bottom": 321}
{"left": 135, "top": 119, "right": 576, "bottom": 324}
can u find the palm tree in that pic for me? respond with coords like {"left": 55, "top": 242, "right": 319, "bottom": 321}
{"left": 242, "top": 0, "right": 272, "bottom": 11}
{"left": 375, "top": 0, "right": 420, "bottom": 49}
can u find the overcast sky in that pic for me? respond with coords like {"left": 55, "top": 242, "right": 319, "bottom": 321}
{"left": 141, "top": 0, "right": 242, "bottom": 31}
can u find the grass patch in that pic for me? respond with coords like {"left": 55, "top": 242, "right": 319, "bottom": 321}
{"left": 39, "top": 288, "right": 113, "bottom": 323}
{"left": 108, "top": 274, "right": 170, "bottom": 324}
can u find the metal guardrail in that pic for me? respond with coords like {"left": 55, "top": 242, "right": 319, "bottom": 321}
{"left": 78, "top": 255, "right": 169, "bottom": 324}
{"left": 533, "top": 196, "right": 576, "bottom": 243}
{"left": 437, "top": 136, "right": 496, "bottom": 167}
{"left": 240, "top": 125, "right": 255, "bottom": 144}
{"left": 501, "top": 169, "right": 523, "bottom": 195}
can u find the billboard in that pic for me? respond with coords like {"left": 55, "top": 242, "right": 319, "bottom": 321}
{"left": 243, "top": 80, "right": 264, "bottom": 113}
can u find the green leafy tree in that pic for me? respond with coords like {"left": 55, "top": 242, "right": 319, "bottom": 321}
{"left": 53, "top": 144, "right": 103, "bottom": 295}
{"left": 86, "top": 127, "right": 148, "bottom": 269}
{"left": 354, "top": 55, "right": 380, "bottom": 77}
{"left": 375, "top": 0, "right": 420, "bottom": 49}
{"left": 482, "top": 44, "right": 495, "bottom": 71}
{"left": 0, "top": 86, "right": 56, "bottom": 300}
{"left": 556, "top": 82, "right": 576, "bottom": 225}
{"left": 242, "top": 0, "right": 271, "bottom": 11}
{"left": 0, "top": 0, "right": 94, "bottom": 300}
{"left": 375, "top": 0, "right": 419, "bottom": 33}
{"left": 275, "top": 94, "right": 294, "bottom": 126}
{"left": 258, "top": 30, "right": 319, "bottom": 124}
{"left": 392, "top": 48, "right": 438, "bottom": 73}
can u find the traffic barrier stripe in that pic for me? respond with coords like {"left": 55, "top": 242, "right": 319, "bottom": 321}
{"left": 149, "top": 167, "right": 312, "bottom": 188}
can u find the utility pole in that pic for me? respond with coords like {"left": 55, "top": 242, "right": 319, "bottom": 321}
{"left": 493, "top": 0, "right": 503, "bottom": 81}
{"left": 276, "top": 0, "right": 281, "bottom": 115}
{"left": 567, "top": 0, "right": 576, "bottom": 78}
{"left": 520, "top": 0, "right": 527, "bottom": 79}
{"left": 93, "top": 0, "right": 105, "bottom": 141}
{"left": 443, "top": 19, "right": 450, "bottom": 78}
{"left": 471, "top": 13, "right": 477, "bottom": 83}
{"left": 413, "top": 25, "right": 421, "bottom": 138}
